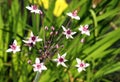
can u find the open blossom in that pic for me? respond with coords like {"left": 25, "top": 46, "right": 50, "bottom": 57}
{"left": 66, "top": 10, "right": 80, "bottom": 20}
{"left": 78, "top": 25, "right": 90, "bottom": 36}
{"left": 75, "top": 58, "right": 89, "bottom": 72}
{"left": 53, "top": 53, "right": 68, "bottom": 67}
{"left": 26, "top": 5, "right": 42, "bottom": 14}
{"left": 62, "top": 26, "right": 76, "bottom": 39}
{"left": 32, "top": 58, "right": 47, "bottom": 73}
{"left": 23, "top": 31, "right": 42, "bottom": 45}
{"left": 6, "top": 40, "right": 20, "bottom": 53}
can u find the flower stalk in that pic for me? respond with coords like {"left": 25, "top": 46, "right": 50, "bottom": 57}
{"left": 34, "top": 72, "right": 41, "bottom": 82}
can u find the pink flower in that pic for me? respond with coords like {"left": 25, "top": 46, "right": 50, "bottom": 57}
{"left": 66, "top": 10, "right": 80, "bottom": 20}
{"left": 32, "top": 58, "right": 47, "bottom": 73}
{"left": 26, "top": 5, "right": 42, "bottom": 14}
{"left": 6, "top": 40, "right": 20, "bottom": 53}
{"left": 75, "top": 58, "right": 89, "bottom": 72}
{"left": 78, "top": 25, "right": 90, "bottom": 36}
{"left": 62, "top": 26, "right": 76, "bottom": 39}
{"left": 53, "top": 53, "right": 68, "bottom": 67}
{"left": 80, "top": 38, "right": 85, "bottom": 43}
{"left": 23, "top": 31, "right": 42, "bottom": 45}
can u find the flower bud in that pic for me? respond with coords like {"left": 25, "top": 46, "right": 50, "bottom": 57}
{"left": 80, "top": 38, "right": 85, "bottom": 43}
{"left": 55, "top": 31, "right": 58, "bottom": 35}
{"left": 44, "top": 45, "right": 48, "bottom": 49}
{"left": 39, "top": 10, "right": 43, "bottom": 15}
{"left": 27, "top": 60, "right": 32, "bottom": 64}
{"left": 47, "top": 41, "right": 51, "bottom": 44}
{"left": 45, "top": 26, "right": 48, "bottom": 30}
{"left": 51, "top": 26, "right": 55, "bottom": 31}
{"left": 50, "top": 32, "right": 54, "bottom": 35}
{"left": 55, "top": 44, "right": 59, "bottom": 49}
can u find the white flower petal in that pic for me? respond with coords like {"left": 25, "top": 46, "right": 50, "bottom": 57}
{"left": 71, "top": 32, "right": 76, "bottom": 35}
{"left": 78, "top": 26, "right": 82, "bottom": 31}
{"left": 76, "top": 58, "right": 81, "bottom": 64}
{"left": 38, "top": 69, "right": 42, "bottom": 73}
{"left": 35, "top": 58, "right": 40, "bottom": 64}
{"left": 6, "top": 49, "right": 13, "bottom": 52}
{"left": 33, "top": 68, "right": 38, "bottom": 72}
{"left": 82, "top": 68, "right": 86, "bottom": 71}
{"left": 15, "top": 49, "right": 20, "bottom": 53}
{"left": 62, "top": 26, "right": 67, "bottom": 31}
{"left": 66, "top": 35, "right": 69, "bottom": 39}
{"left": 32, "top": 64, "right": 36, "bottom": 67}
{"left": 64, "top": 59, "right": 68, "bottom": 62}
{"left": 53, "top": 59, "right": 58, "bottom": 62}
{"left": 66, "top": 12, "right": 72, "bottom": 17}
{"left": 22, "top": 40, "right": 30, "bottom": 43}
{"left": 74, "top": 16, "right": 80, "bottom": 20}
{"left": 70, "top": 35, "right": 73, "bottom": 39}
{"left": 62, "top": 53, "right": 66, "bottom": 58}
{"left": 85, "top": 31, "right": 90, "bottom": 36}
{"left": 13, "top": 40, "right": 17, "bottom": 45}
{"left": 85, "top": 25, "right": 89, "bottom": 28}
{"left": 57, "top": 62, "right": 60, "bottom": 66}
{"left": 85, "top": 63, "right": 90, "bottom": 67}
{"left": 75, "top": 64, "right": 79, "bottom": 68}
{"left": 78, "top": 68, "right": 83, "bottom": 72}
{"left": 30, "top": 31, "right": 34, "bottom": 37}
{"left": 35, "top": 10, "right": 41, "bottom": 14}
{"left": 26, "top": 6, "right": 32, "bottom": 10}
{"left": 58, "top": 54, "right": 61, "bottom": 58}
{"left": 36, "top": 38, "right": 42, "bottom": 42}
{"left": 42, "top": 65, "right": 47, "bottom": 70}
{"left": 61, "top": 62, "right": 67, "bottom": 67}
{"left": 13, "top": 50, "right": 17, "bottom": 53}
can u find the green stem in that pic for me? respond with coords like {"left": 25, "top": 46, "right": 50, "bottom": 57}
{"left": 34, "top": 72, "right": 41, "bottom": 82}
{"left": 66, "top": 19, "right": 72, "bottom": 28}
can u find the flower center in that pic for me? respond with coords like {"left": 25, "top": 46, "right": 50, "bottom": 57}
{"left": 72, "top": 10, "right": 77, "bottom": 16}
{"left": 80, "top": 63, "right": 84, "bottom": 67}
{"left": 66, "top": 29, "right": 71, "bottom": 35}
{"left": 32, "top": 5, "right": 37, "bottom": 10}
{"left": 31, "top": 36, "right": 36, "bottom": 41}
{"left": 59, "top": 57, "right": 64, "bottom": 62}
{"left": 36, "top": 64, "right": 41, "bottom": 69}
{"left": 10, "top": 44, "right": 16, "bottom": 50}
{"left": 83, "top": 27, "right": 88, "bottom": 31}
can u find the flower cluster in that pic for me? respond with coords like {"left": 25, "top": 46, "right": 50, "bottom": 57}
{"left": 6, "top": 5, "right": 90, "bottom": 74}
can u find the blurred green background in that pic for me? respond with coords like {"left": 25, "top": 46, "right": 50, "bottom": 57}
{"left": 0, "top": 0, "right": 120, "bottom": 82}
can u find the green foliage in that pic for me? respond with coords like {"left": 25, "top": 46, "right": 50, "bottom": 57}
{"left": 0, "top": 0, "right": 120, "bottom": 82}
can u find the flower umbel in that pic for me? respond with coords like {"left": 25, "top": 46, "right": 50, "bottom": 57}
{"left": 32, "top": 58, "right": 47, "bottom": 73}
{"left": 53, "top": 53, "right": 67, "bottom": 67}
{"left": 26, "top": 5, "right": 42, "bottom": 14}
{"left": 6, "top": 40, "right": 20, "bottom": 53}
{"left": 67, "top": 10, "right": 80, "bottom": 20}
{"left": 75, "top": 58, "right": 89, "bottom": 72}
{"left": 62, "top": 26, "right": 76, "bottom": 39}
{"left": 78, "top": 25, "right": 90, "bottom": 36}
